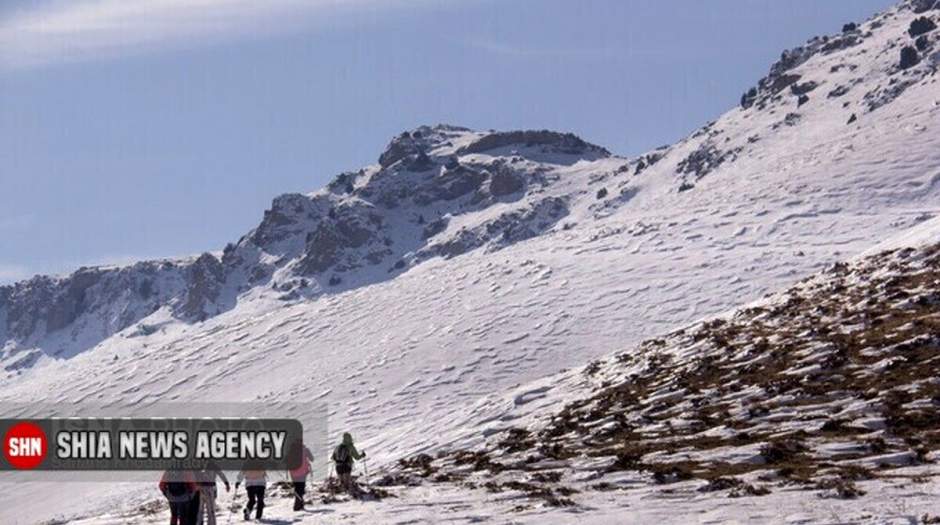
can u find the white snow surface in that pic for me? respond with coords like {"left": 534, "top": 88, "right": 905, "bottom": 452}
{"left": 2, "top": 1, "right": 940, "bottom": 523}
{"left": 59, "top": 473, "right": 940, "bottom": 525}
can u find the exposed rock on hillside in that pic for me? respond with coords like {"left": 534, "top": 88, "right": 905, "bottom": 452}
{"left": 392, "top": 240, "right": 940, "bottom": 506}
{"left": 0, "top": 125, "right": 610, "bottom": 373}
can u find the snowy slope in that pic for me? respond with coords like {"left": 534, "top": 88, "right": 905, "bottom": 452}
{"left": 62, "top": 181, "right": 940, "bottom": 525}
{"left": 376, "top": 216, "right": 940, "bottom": 523}
{"left": 1, "top": 0, "right": 939, "bottom": 523}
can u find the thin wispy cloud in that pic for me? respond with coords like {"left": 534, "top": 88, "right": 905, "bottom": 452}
{"left": 0, "top": 0, "right": 419, "bottom": 69}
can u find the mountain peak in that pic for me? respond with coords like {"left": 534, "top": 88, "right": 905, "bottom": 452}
{"left": 378, "top": 125, "right": 609, "bottom": 169}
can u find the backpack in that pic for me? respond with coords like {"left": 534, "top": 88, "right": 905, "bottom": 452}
{"left": 333, "top": 444, "right": 351, "bottom": 465}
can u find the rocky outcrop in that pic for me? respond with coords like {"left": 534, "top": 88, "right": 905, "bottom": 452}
{"left": 908, "top": 16, "right": 937, "bottom": 36}
{"left": 176, "top": 253, "right": 224, "bottom": 321}
{"left": 46, "top": 268, "right": 104, "bottom": 333}
{"left": 296, "top": 210, "right": 379, "bottom": 275}
{"left": 0, "top": 259, "right": 190, "bottom": 362}
{"left": 900, "top": 45, "right": 920, "bottom": 69}
{"left": 457, "top": 130, "right": 609, "bottom": 158}
{"left": 910, "top": 0, "right": 939, "bottom": 14}
{"left": 250, "top": 193, "right": 323, "bottom": 248}
{"left": 677, "top": 142, "right": 741, "bottom": 181}
{"left": 233, "top": 125, "right": 605, "bottom": 286}
{"left": 379, "top": 131, "right": 426, "bottom": 169}
{"left": 740, "top": 26, "right": 868, "bottom": 111}
{"left": 378, "top": 125, "right": 471, "bottom": 168}
{"left": 413, "top": 166, "right": 487, "bottom": 205}
{"left": 790, "top": 80, "right": 818, "bottom": 96}
{"left": 488, "top": 168, "right": 525, "bottom": 197}
{"left": 424, "top": 196, "right": 568, "bottom": 259}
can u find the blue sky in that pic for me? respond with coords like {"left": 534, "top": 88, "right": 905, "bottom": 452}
{"left": 0, "top": 0, "right": 894, "bottom": 284}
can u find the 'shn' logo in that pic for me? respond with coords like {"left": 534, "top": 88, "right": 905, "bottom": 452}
{"left": 4, "top": 421, "right": 48, "bottom": 469}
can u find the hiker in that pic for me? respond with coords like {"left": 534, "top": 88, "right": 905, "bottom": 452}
{"left": 159, "top": 469, "right": 200, "bottom": 525}
{"left": 287, "top": 440, "right": 314, "bottom": 511}
{"left": 332, "top": 432, "right": 366, "bottom": 495}
{"left": 235, "top": 463, "right": 267, "bottom": 521}
{"left": 196, "top": 461, "right": 230, "bottom": 525}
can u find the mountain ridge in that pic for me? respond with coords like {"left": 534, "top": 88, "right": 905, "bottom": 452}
{"left": 3, "top": 0, "right": 939, "bottom": 374}
{"left": 0, "top": 125, "right": 619, "bottom": 372}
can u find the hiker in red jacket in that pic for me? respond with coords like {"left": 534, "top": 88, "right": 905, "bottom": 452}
{"left": 159, "top": 469, "right": 200, "bottom": 525}
{"left": 286, "top": 440, "right": 314, "bottom": 511}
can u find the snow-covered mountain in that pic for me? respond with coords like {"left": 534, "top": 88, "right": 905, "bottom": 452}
{"left": 2, "top": 0, "right": 940, "bottom": 523}
{"left": 0, "top": 127, "right": 609, "bottom": 373}
{"left": 63, "top": 216, "right": 940, "bottom": 525}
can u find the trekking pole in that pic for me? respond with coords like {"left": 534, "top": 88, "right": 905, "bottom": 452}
{"left": 363, "top": 457, "right": 370, "bottom": 488}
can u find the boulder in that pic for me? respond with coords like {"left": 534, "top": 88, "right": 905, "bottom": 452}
{"left": 909, "top": 16, "right": 937, "bottom": 37}
{"left": 900, "top": 46, "right": 920, "bottom": 69}
{"left": 740, "top": 87, "right": 758, "bottom": 109}
{"left": 827, "top": 85, "right": 851, "bottom": 98}
{"left": 790, "top": 81, "right": 818, "bottom": 96}
{"left": 767, "top": 73, "right": 802, "bottom": 94}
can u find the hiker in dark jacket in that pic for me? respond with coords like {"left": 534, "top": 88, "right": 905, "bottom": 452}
{"left": 332, "top": 432, "right": 366, "bottom": 495}
{"left": 196, "top": 461, "right": 230, "bottom": 525}
{"left": 159, "top": 469, "right": 200, "bottom": 525}
{"left": 235, "top": 463, "right": 267, "bottom": 520}
{"left": 286, "top": 440, "right": 314, "bottom": 511}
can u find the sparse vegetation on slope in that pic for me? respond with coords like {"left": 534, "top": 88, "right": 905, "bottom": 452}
{"left": 391, "top": 241, "right": 940, "bottom": 506}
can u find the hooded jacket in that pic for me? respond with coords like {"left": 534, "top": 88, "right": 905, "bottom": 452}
{"left": 288, "top": 442, "right": 314, "bottom": 481}
{"left": 333, "top": 432, "right": 364, "bottom": 464}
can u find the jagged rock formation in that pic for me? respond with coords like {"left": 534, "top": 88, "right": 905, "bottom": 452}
{"left": 0, "top": 125, "right": 615, "bottom": 373}
{"left": 0, "top": 261, "right": 189, "bottom": 368}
